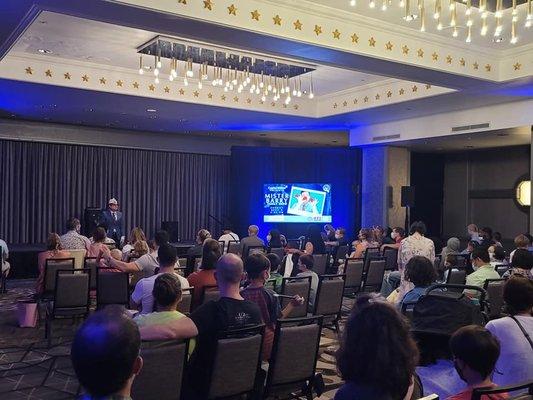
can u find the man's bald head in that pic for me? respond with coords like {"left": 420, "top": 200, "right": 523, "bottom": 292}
{"left": 216, "top": 253, "right": 244, "bottom": 284}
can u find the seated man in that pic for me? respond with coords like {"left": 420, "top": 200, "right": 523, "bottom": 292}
{"left": 131, "top": 243, "right": 189, "bottom": 314}
{"left": 71, "top": 308, "right": 143, "bottom": 400}
{"left": 266, "top": 253, "right": 283, "bottom": 291}
{"left": 448, "top": 325, "right": 508, "bottom": 400}
{"left": 139, "top": 253, "right": 262, "bottom": 398}
{"left": 242, "top": 254, "right": 303, "bottom": 360}
{"left": 296, "top": 254, "right": 319, "bottom": 309}
{"left": 240, "top": 225, "right": 265, "bottom": 257}
{"left": 465, "top": 246, "right": 500, "bottom": 299}
{"left": 60, "top": 217, "right": 91, "bottom": 250}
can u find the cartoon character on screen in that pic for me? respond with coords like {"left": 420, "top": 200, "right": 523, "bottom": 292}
{"left": 291, "top": 191, "right": 319, "bottom": 215}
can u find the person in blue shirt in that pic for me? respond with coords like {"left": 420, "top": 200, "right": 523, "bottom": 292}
{"left": 399, "top": 255, "right": 437, "bottom": 310}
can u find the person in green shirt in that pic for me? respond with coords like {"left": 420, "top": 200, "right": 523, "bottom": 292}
{"left": 266, "top": 253, "right": 284, "bottom": 292}
{"left": 465, "top": 246, "right": 501, "bottom": 299}
{"left": 135, "top": 273, "right": 195, "bottom": 354}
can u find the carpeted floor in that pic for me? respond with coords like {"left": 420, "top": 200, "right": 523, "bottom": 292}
{"left": 0, "top": 280, "right": 348, "bottom": 400}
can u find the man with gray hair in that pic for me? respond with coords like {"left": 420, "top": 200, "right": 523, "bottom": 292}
{"left": 240, "top": 224, "right": 265, "bottom": 257}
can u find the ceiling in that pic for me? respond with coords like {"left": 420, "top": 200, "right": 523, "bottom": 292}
{"left": 0, "top": 0, "right": 530, "bottom": 148}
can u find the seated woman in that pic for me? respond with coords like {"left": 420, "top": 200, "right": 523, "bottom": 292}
{"left": 121, "top": 227, "right": 147, "bottom": 261}
{"left": 349, "top": 228, "right": 377, "bottom": 259}
{"left": 335, "top": 294, "right": 421, "bottom": 400}
{"left": 187, "top": 238, "right": 222, "bottom": 308}
{"left": 87, "top": 227, "right": 111, "bottom": 267}
{"left": 36, "top": 233, "right": 71, "bottom": 294}
{"left": 266, "top": 229, "right": 285, "bottom": 251}
{"left": 505, "top": 248, "right": 533, "bottom": 279}
{"left": 135, "top": 273, "right": 196, "bottom": 353}
{"left": 398, "top": 256, "right": 437, "bottom": 310}
{"left": 489, "top": 245, "right": 507, "bottom": 268}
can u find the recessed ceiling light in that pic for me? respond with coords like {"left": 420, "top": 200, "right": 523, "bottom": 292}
{"left": 146, "top": 108, "right": 157, "bottom": 112}
{"left": 38, "top": 49, "right": 52, "bottom": 54}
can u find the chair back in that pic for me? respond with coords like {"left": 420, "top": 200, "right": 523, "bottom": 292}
{"left": 104, "top": 242, "right": 117, "bottom": 251}
{"left": 178, "top": 257, "right": 188, "bottom": 269}
{"left": 454, "top": 254, "right": 469, "bottom": 269}
{"left": 270, "top": 247, "right": 285, "bottom": 260}
{"left": 246, "top": 245, "right": 266, "bottom": 257}
{"left": 201, "top": 285, "right": 220, "bottom": 306}
{"left": 177, "top": 287, "right": 194, "bottom": 314}
{"left": 68, "top": 249, "right": 86, "bottom": 269}
{"left": 281, "top": 276, "right": 311, "bottom": 318}
{"left": 335, "top": 245, "right": 350, "bottom": 265}
{"left": 344, "top": 258, "right": 364, "bottom": 291}
{"left": 207, "top": 325, "right": 264, "bottom": 399}
{"left": 218, "top": 240, "right": 227, "bottom": 254}
{"left": 446, "top": 267, "right": 467, "bottom": 286}
{"left": 265, "top": 316, "right": 323, "bottom": 396}
{"left": 362, "top": 257, "right": 386, "bottom": 292}
{"left": 313, "top": 275, "right": 345, "bottom": 317}
{"left": 363, "top": 247, "right": 381, "bottom": 272}
{"left": 97, "top": 270, "right": 130, "bottom": 308}
{"left": 383, "top": 247, "right": 398, "bottom": 270}
{"left": 496, "top": 264, "right": 510, "bottom": 277}
{"left": 44, "top": 258, "right": 75, "bottom": 296}
{"left": 84, "top": 257, "right": 98, "bottom": 290}
{"left": 313, "top": 254, "right": 328, "bottom": 276}
{"left": 227, "top": 240, "right": 241, "bottom": 255}
{"left": 53, "top": 269, "right": 91, "bottom": 316}
{"left": 472, "top": 381, "right": 533, "bottom": 400}
{"left": 132, "top": 340, "right": 189, "bottom": 400}
{"left": 484, "top": 278, "right": 506, "bottom": 319}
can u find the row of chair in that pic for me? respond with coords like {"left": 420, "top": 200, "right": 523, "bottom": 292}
{"left": 131, "top": 315, "right": 324, "bottom": 400}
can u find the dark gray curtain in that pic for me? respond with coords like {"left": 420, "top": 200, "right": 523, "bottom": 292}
{"left": 0, "top": 139, "right": 230, "bottom": 244}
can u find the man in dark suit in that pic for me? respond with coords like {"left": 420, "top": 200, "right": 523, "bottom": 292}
{"left": 100, "top": 198, "right": 123, "bottom": 247}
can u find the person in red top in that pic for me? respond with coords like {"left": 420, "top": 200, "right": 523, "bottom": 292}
{"left": 447, "top": 325, "right": 509, "bottom": 400}
{"left": 187, "top": 238, "right": 222, "bottom": 308}
{"left": 241, "top": 253, "right": 303, "bottom": 360}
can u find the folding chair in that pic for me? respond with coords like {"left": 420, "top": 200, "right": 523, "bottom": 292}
{"left": 472, "top": 380, "right": 533, "bottom": 400}
{"left": 42, "top": 258, "right": 76, "bottom": 300}
{"left": 312, "top": 254, "right": 328, "bottom": 276}
{"left": 200, "top": 285, "right": 220, "bottom": 306}
{"left": 361, "top": 257, "right": 386, "bottom": 293}
{"left": 96, "top": 269, "right": 130, "bottom": 309}
{"left": 343, "top": 258, "right": 364, "bottom": 297}
{"left": 313, "top": 274, "right": 345, "bottom": 335}
{"left": 382, "top": 247, "right": 398, "bottom": 271}
{"left": 280, "top": 276, "right": 312, "bottom": 318}
{"left": 177, "top": 287, "right": 194, "bottom": 315}
{"left": 484, "top": 278, "right": 507, "bottom": 319}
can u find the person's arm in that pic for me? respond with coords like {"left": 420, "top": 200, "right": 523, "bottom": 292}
{"left": 106, "top": 253, "right": 140, "bottom": 273}
{"left": 304, "top": 241, "right": 314, "bottom": 255}
{"left": 139, "top": 316, "right": 199, "bottom": 340}
{"left": 280, "top": 295, "right": 304, "bottom": 318}
{"left": 381, "top": 243, "right": 400, "bottom": 251}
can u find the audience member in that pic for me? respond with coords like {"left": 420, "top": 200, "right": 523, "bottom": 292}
{"left": 508, "top": 248, "right": 533, "bottom": 279}
{"left": 218, "top": 227, "right": 239, "bottom": 254}
{"left": 493, "top": 232, "right": 503, "bottom": 245}
{"left": 440, "top": 237, "right": 461, "bottom": 269}
{"left": 296, "top": 254, "right": 319, "bottom": 309}
{"left": 106, "top": 230, "right": 172, "bottom": 276}
{"left": 461, "top": 240, "right": 479, "bottom": 256}
{"left": 399, "top": 256, "right": 437, "bottom": 310}
{"left": 1, "top": 237, "right": 10, "bottom": 279}
{"left": 266, "top": 229, "right": 285, "bottom": 250}
{"left": 240, "top": 225, "right": 265, "bottom": 257}
{"left": 509, "top": 234, "right": 530, "bottom": 263}
{"left": 350, "top": 228, "right": 377, "bottom": 259}
{"left": 187, "top": 238, "right": 222, "bottom": 307}
{"left": 381, "top": 227, "right": 405, "bottom": 252}
{"left": 266, "top": 253, "right": 283, "bottom": 290}
{"left": 87, "top": 227, "right": 111, "bottom": 264}
{"left": 304, "top": 224, "right": 326, "bottom": 255}
{"left": 121, "top": 227, "right": 147, "bottom": 260}
{"left": 279, "top": 245, "right": 301, "bottom": 278}
{"left": 448, "top": 325, "right": 507, "bottom": 400}
{"left": 323, "top": 224, "right": 336, "bottom": 242}
{"left": 60, "top": 217, "right": 90, "bottom": 251}
{"left": 241, "top": 254, "right": 303, "bottom": 360}
{"left": 480, "top": 226, "right": 496, "bottom": 247}
{"left": 335, "top": 294, "right": 420, "bottom": 400}
{"left": 132, "top": 240, "right": 149, "bottom": 259}
{"left": 486, "top": 276, "right": 533, "bottom": 387}
{"left": 131, "top": 243, "right": 189, "bottom": 314}
{"left": 466, "top": 224, "right": 482, "bottom": 244}
{"left": 135, "top": 273, "right": 195, "bottom": 357}
{"left": 465, "top": 246, "right": 500, "bottom": 298}
{"left": 36, "top": 233, "right": 71, "bottom": 294}
{"left": 71, "top": 308, "right": 142, "bottom": 400}
{"left": 187, "top": 229, "right": 211, "bottom": 258}
{"left": 489, "top": 245, "right": 506, "bottom": 267}
{"left": 373, "top": 225, "right": 388, "bottom": 245}
{"left": 139, "top": 254, "right": 262, "bottom": 398}
{"left": 334, "top": 227, "right": 350, "bottom": 247}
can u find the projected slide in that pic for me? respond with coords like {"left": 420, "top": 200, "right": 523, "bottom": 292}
{"left": 263, "top": 183, "right": 332, "bottom": 223}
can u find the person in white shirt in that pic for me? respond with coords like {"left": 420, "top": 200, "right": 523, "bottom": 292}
{"left": 218, "top": 228, "right": 240, "bottom": 254}
{"left": 60, "top": 218, "right": 91, "bottom": 250}
{"left": 296, "top": 253, "right": 319, "bottom": 310}
{"left": 131, "top": 243, "right": 189, "bottom": 314}
{"left": 0, "top": 238, "right": 10, "bottom": 277}
{"left": 485, "top": 276, "right": 533, "bottom": 388}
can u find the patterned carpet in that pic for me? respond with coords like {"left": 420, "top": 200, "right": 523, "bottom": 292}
{"left": 0, "top": 280, "right": 347, "bottom": 400}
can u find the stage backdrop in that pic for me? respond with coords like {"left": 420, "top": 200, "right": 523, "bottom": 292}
{"left": 230, "top": 146, "right": 362, "bottom": 240}
{"left": 0, "top": 139, "right": 230, "bottom": 244}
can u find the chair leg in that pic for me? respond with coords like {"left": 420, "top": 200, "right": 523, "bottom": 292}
{"left": 45, "top": 318, "right": 52, "bottom": 348}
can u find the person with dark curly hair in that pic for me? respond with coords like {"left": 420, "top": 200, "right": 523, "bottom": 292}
{"left": 399, "top": 256, "right": 437, "bottom": 310}
{"left": 335, "top": 294, "right": 420, "bottom": 400}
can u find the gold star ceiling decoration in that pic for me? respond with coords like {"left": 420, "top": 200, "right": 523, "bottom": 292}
{"left": 291, "top": 19, "right": 302, "bottom": 30}
{"left": 375, "top": 94, "right": 380, "bottom": 100}
{"left": 64, "top": 72, "right": 71, "bottom": 80}
{"left": 364, "top": 96, "right": 369, "bottom": 102}
{"left": 179, "top": 88, "right": 185, "bottom": 95}
{"left": 425, "top": 84, "right": 432, "bottom": 89}
{"left": 332, "top": 29, "right": 341, "bottom": 39}
{"left": 343, "top": 100, "right": 348, "bottom": 107}
{"left": 399, "top": 88, "right": 405, "bottom": 95}
{"left": 148, "top": 84, "right": 155, "bottom": 91}
{"left": 45, "top": 69, "right": 52, "bottom": 77}
{"left": 178, "top": 0, "right": 187, "bottom": 3}
{"left": 25, "top": 67, "right": 33, "bottom": 74}
{"left": 251, "top": 10, "right": 260, "bottom": 21}
{"left": 368, "top": 37, "right": 376, "bottom": 47}
{"left": 208, "top": 92, "right": 213, "bottom": 98}
{"left": 473, "top": 62, "right": 479, "bottom": 70}
{"left": 417, "top": 49, "right": 424, "bottom": 58}
{"left": 485, "top": 64, "right": 491, "bottom": 72}
{"left": 446, "top": 55, "right": 453, "bottom": 64}
{"left": 194, "top": 91, "right": 200, "bottom": 97}
{"left": 402, "top": 45, "right": 409, "bottom": 55}
{"left": 273, "top": 15, "right": 282, "bottom": 25}
{"left": 459, "top": 58, "right": 466, "bottom": 66}
{"left": 227, "top": 4, "right": 237, "bottom": 15}
{"left": 514, "top": 62, "right": 521, "bottom": 70}
{"left": 387, "top": 91, "right": 392, "bottom": 97}
{"left": 99, "top": 77, "right": 106, "bottom": 84}
{"left": 221, "top": 94, "right": 226, "bottom": 101}
{"left": 132, "top": 82, "right": 139, "bottom": 89}
{"left": 412, "top": 85, "right": 418, "bottom": 92}
{"left": 203, "top": 0, "right": 213, "bottom": 10}
{"left": 432, "top": 52, "right": 438, "bottom": 61}
{"left": 385, "top": 41, "right": 393, "bottom": 51}
{"left": 314, "top": 25, "right": 322, "bottom": 35}
{"left": 351, "top": 33, "right": 359, "bottom": 43}
{"left": 82, "top": 74, "right": 89, "bottom": 82}
{"left": 116, "top": 80, "right": 123, "bottom": 87}
{"left": 164, "top": 86, "right": 170, "bottom": 93}
{"left": 233, "top": 96, "right": 239, "bottom": 102}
